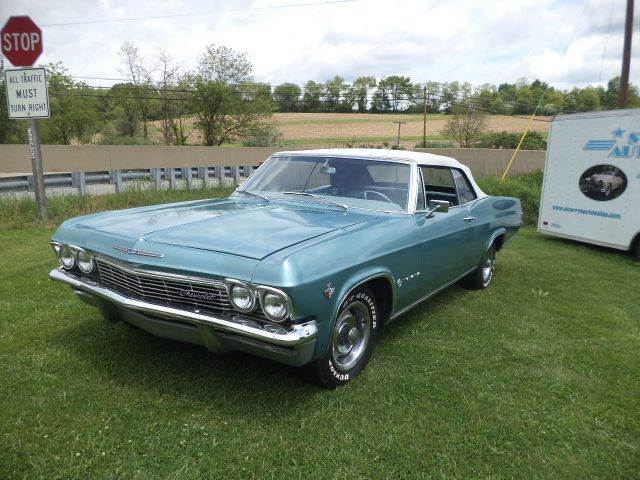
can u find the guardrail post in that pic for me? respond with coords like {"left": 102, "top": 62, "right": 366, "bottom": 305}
{"left": 182, "top": 167, "right": 193, "bottom": 189}
{"left": 151, "top": 168, "right": 162, "bottom": 189}
{"left": 197, "top": 167, "right": 207, "bottom": 188}
{"left": 72, "top": 172, "right": 86, "bottom": 196}
{"left": 26, "top": 175, "right": 35, "bottom": 192}
{"left": 169, "top": 168, "right": 177, "bottom": 189}
{"left": 110, "top": 170, "right": 123, "bottom": 193}
{"left": 231, "top": 166, "right": 241, "bottom": 186}
{"left": 214, "top": 165, "right": 224, "bottom": 187}
{"left": 243, "top": 165, "right": 253, "bottom": 179}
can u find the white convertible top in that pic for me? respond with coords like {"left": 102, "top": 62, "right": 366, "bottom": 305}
{"left": 275, "top": 148, "right": 487, "bottom": 199}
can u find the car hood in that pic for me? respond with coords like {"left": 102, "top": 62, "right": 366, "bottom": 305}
{"left": 73, "top": 198, "right": 379, "bottom": 260}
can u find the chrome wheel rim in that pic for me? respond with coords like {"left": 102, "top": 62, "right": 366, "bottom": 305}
{"left": 331, "top": 300, "right": 371, "bottom": 372}
{"left": 482, "top": 249, "right": 496, "bottom": 285}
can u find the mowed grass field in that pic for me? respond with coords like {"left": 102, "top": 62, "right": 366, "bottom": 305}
{"left": 1, "top": 224, "right": 638, "bottom": 478}
{"left": 149, "top": 112, "right": 550, "bottom": 148}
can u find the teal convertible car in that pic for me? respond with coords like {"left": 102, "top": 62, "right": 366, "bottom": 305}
{"left": 50, "top": 149, "right": 521, "bottom": 388}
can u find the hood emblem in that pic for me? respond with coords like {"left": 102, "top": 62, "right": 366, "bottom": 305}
{"left": 113, "top": 245, "right": 164, "bottom": 258}
{"left": 323, "top": 283, "right": 335, "bottom": 299}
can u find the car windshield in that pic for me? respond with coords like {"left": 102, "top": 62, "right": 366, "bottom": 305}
{"left": 237, "top": 155, "right": 411, "bottom": 213}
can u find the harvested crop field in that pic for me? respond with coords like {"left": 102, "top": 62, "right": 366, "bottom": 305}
{"left": 274, "top": 112, "right": 549, "bottom": 141}
{"left": 149, "top": 113, "right": 550, "bottom": 148}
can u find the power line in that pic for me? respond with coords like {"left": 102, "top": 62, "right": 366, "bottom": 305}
{"left": 40, "top": 0, "right": 358, "bottom": 27}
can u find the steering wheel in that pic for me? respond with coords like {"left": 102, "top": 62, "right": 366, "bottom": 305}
{"left": 362, "top": 190, "right": 394, "bottom": 204}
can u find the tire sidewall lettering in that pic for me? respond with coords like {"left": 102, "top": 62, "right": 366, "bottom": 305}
{"left": 328, "top": 289, "right": 377, "bottom": 382}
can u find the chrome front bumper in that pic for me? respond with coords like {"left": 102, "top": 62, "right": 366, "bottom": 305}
{"left": 49, "top": 268, "right": 318, "bottom": 366}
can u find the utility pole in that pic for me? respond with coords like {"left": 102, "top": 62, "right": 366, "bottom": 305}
{"left": 393, "top": 121, "right": 406, "bottom": 147}
{"left": 619, "top": 0, "right": 634, "bottom": 108}
{"left": 422, "top": 86, "right": 427, "bottom": 147}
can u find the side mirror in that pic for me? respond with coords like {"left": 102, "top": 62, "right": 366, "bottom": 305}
{"left": 425, "top": 200, "right": 450, "bottom": 217}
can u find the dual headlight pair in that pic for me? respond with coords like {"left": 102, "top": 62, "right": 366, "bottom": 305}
{"left": 51, "top": 242, "right": 96, "bottom": 274}
{"left": 226, "top": 280, "right": 293, "bottom": 323}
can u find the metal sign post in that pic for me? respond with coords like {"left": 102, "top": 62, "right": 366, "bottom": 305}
{"left": 2, "top": 16, "right": 47, "bottom": 222}
{"left": 27, "top": 118, "right": 47, "bottom": 221}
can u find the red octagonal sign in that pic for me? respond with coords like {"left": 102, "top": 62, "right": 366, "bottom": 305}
{"left": 1, "top": 16, "right": 43, "bottom": 67}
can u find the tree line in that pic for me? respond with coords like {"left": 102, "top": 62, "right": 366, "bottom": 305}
{"left": 1, "top": 42, "right": 639, "bottom": 146}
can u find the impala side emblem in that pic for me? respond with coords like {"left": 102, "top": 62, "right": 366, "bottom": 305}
{"left": 323, "top": 283, "right": 335, "bottom": 299}
{"left": 113, "top": 245, "right": 164, "bottom": 258}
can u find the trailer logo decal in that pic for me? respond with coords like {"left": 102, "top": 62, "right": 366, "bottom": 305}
{"left": 583, "top": 128, "right": 639, "bottom": 158}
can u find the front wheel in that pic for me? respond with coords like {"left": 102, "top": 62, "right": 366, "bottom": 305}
{"left": 303, "top": 286, "right": 378, "bottom": 389}
{"left": 461, "top": 244, "right": 496, "bottom": 290}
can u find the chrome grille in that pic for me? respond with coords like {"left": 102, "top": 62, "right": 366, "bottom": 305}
{"left": 95, "top": 257, "right": 232, "bottom": 314}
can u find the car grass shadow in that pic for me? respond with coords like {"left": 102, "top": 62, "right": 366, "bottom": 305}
{"left": 47, "top": 280, "right": 465, "bottom": 419}
{"left": 47, "top": 312, "right": 322, "bottom": 422}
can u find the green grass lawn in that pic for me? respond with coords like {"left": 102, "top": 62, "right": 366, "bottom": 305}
{"left": 1, "top": 226, "right": 639, "bottom": 479}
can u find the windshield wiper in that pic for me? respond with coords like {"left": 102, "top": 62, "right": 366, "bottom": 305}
{"left": 234, "top": 190, "right": 270, "bottom": 202}
{"left": 283, "top": 191, "right": 348, "bottom": 211}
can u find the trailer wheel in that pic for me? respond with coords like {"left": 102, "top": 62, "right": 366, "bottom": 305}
{"left": 634, "top": 242, "right": 640, "bottom": 262}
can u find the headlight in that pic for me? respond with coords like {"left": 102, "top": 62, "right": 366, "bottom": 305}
{"left": 258, "top": 289, "right": 290, "bottom": 322}
{"left": 76, "top": 250, "right": 95, "bottom": 274}
{"left": 59, "top": 244, "right": 75, "bottom": 269}
{"left": 228, "top": 282, "right": 255, "bottom": 312}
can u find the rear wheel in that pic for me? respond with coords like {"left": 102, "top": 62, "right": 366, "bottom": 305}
{"left": 462, "top": 244, "right": 496, "bottom": 290}
{"left": 634, "top": 241, "right": 640, "bottom": 262}
{"left": 304, "top": 286, "right": 378, "bottom": 389}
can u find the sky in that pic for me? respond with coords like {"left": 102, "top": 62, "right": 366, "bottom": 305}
{"left": 2, "top": 0, "right": 639, "bottom": 90}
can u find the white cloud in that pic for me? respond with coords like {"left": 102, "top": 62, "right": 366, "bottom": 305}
{"left": 1, "top": 0, "right": 638, "bottom": 89}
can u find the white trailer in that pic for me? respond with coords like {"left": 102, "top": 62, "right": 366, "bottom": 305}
{"left": 538, "top": 109, "right": 640, "bottom": 260}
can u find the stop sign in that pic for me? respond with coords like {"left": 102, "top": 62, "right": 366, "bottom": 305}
{"left": 1, "top": 16, "right": 43, "bottom": 67}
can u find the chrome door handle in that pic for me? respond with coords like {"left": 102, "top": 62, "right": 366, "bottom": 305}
{"left": 463, "top": 216, "right": 475, "bottom": 222}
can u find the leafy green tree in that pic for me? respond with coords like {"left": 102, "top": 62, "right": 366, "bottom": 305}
{"left": 349, "top": 76, "right": 376, "bottom": 112}
{"left": 302, "top": 80, "right": 323, "bottom": 112}
{"left": 601, "top": 76, "right": 640, "bottom": 109}
{"left": 156, "top": 50, "right": 189, "bottom": 145}
{"left": 273, "top": 83, "right": 301, "bottom": 112}
{"left": 565, "top": 87, "right": 601, "bottom": 112}
{"left": 108, "top": 83, "right": 141, "bottom": 137}
{"left": 197, "top": 44, "right": 252, "bottom": 84}
{"left": 514, "top": 86, "right": 535, "bottom": 114}
{"left": 190, "top": 44, "right": 273, "bottom": 146}
{"left": 118, "top": 42, "right": 156, "bottom": 137}
{"left": 41, "top": 62, "right": 101, "bottom": 144}
{"left": 373, "top": 76, "right": 413, "bottom": 112}
{"left": 441, "top": 105, "right": 487, "bottom": 147}
{"left": 324, "top": 76, "right": 345, "bottom": 112}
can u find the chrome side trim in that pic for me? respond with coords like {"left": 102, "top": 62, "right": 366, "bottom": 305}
{"left": 95, "top": 254, "right": 226, "bottom": 288}
{"left": 390, "top": 266, "right": 477, "bottom": 320}
{"left": 50, "top": 268, "right": 317, "bottom": 348}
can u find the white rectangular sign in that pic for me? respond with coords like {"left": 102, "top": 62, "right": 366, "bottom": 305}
{"left": 4, "top": 67, "right": 49, "bottom": 119}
